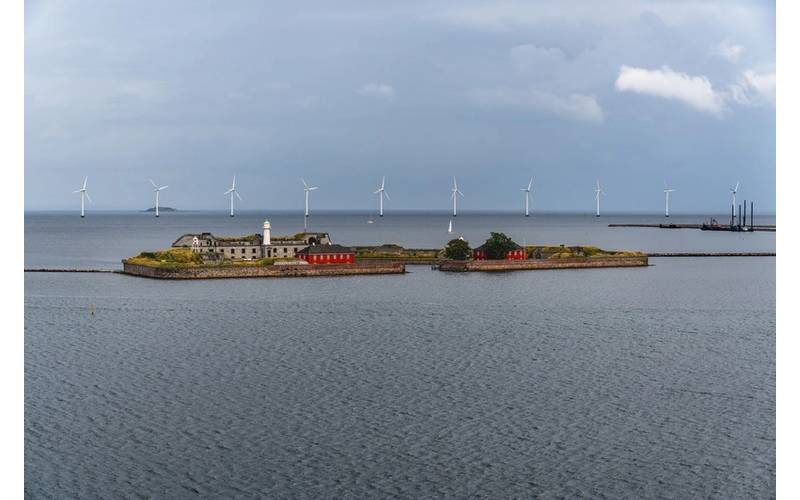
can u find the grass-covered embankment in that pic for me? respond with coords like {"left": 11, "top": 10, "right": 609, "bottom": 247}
{"left": 124, "top": 248, "right": 298, "bottom": 269}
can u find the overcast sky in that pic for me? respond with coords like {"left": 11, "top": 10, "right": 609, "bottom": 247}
{"left": 25, "top": 1, "right": 775, "bottom": 213}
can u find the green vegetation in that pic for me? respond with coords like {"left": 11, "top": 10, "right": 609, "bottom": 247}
{"left": 519, "top": 244, "right": 645, "bottom": 260}
{"left": 355, "top": 245, "right": 439, "bottom": 262}
{"left": 126, "top": 247, "right": 204, "bottom": 268}
{"left": 126, "top": 248, "right": 302, "bottom": 269}
{"left": 482, "top": 232, "right": 517, "bottom": 259}
{"left": 444, "top": 238, "right": 472, "bottom": 260}
{"left": 216, "top": 234, "right": 260, "bottom": 242}
{"left": 272, "top": 232, "right": 311, "bottom": 242}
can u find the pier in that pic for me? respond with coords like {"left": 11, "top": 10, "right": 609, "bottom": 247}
{"left": 609, "top": 223, "right": 775, "bottom": 232}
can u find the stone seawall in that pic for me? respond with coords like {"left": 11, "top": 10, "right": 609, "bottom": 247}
{"left": 438, "top": 256, "right": 648, "bottom": 272}
{"left": 122, "top": 261, "right": 405, "bottom": 279}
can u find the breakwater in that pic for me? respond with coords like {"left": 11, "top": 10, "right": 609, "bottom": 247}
{"left": 647, "top": 252, "right": 775, "bottom": 257}
{"left": 438, "top": 255, "right": 648, "bottom": 272}
{"left": 121, "top": 261, "right": 405, "bottom": 279}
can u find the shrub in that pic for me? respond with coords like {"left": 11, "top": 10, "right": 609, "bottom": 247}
{"left": 482, "top": 232, "right": 517, "bottom": 259}
{"left": 444, "top": 238, "right": 472, "bottom": 260}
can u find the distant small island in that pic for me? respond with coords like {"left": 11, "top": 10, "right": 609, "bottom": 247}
{"left": 143, "top": 206, "right": 178, "bottom": 212}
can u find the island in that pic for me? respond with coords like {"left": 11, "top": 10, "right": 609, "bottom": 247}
{"left": 121, "top": 219, "right": 405, "bottom": 279}
{"left": 143, "top": 206, "right": 178, "bottom": 212}
{"left": 436, "top": 232, "right": 648, "bottom": 272}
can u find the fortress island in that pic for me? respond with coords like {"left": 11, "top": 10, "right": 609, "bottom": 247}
{"left": 122, "top": 220, "right": 405, "bottom": 279}
{"left": 436, "top": 233, "right": 649, "bottom": 272}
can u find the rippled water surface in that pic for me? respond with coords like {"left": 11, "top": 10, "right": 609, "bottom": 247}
{"left": 25, "top": 213, "right": 775, "bottom": 498}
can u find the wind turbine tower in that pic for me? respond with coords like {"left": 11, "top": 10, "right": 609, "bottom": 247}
{"left": 373, "top": 176, "right": 390, "bottom": 217}
{"left": 594, "top": 179, "right": 606, "bottom": 217}
{"left": 451, "top": 177, "right": 464, "bottom": 216}
{"left": 302, "top": 178, "right": 319, "bottom": 230}
{"left": 224, "top": 176, "right": 242, "bottom": 217}
{"left": 149, "top": 179, "right": 169, "bottom": 217}
{"left": 521, "top": 178, "right": 533, "bottom": 217}
{"left": 663, "top": 182, "right": 675, "bottom": 217}
{"left": 729, "top": 182, "right": 739, "bottom": 217}
{"left": 73, "top": 177, "right": 91, "bottom": 218}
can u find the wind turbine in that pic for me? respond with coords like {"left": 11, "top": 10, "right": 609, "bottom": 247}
{"left": 149, "top": 179, "right": 168, "bottom": 217}
{"left": 373, "top": 176, "right": 390, "bottom": 217}
{"left": 224, "top": 176, "right": 242, "bottom": 217}
{"left": 302, "top": 178, "right": 318, "bottom": 230}
{"left": 521, "top": 177, "right": 533, "bottom": 217}
{"left": 72, "top": 176, "right": 91, "bottom": 218}
{"left": 663, "top": 182, "right": 675, "bottom": 217}
{"left": 729, "top": 181, "right": 739, "bottom": 216}
{"left": 451, "top": 177, "right": 464, "bottom": 216}
{"left": 594, "top": 179, "right": 606, "bottom": 217}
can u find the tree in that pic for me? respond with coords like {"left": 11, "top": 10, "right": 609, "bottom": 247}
{"left": 444, "top": 238, "right": 471, "bottom": 260}
{"left": 483, "top": 232, "right": 516, "bottom": 259}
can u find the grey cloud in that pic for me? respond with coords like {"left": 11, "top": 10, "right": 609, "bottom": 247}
{"left": 469, "top": 87, "right": 604, "bottom": 123}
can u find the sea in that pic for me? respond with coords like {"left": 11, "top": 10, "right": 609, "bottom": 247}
{"left": 25, "top": 211, "right": 776, "bottom": 498}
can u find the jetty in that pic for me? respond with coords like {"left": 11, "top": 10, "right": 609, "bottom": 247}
{"left": 609, "top": 223, "right": 775, "bottom": 232}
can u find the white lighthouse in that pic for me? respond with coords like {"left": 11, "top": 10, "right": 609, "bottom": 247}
{"left": 262, "top": 220, "right": 271, "bottom": 246}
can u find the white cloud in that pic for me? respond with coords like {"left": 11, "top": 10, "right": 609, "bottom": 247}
{"left": 469, "top": 87, "right": 604, "bottom": 123}
{"left": 709, "top": 39, "right": 744, "bottom": 63}
{"left": 729, "top": 69, "right": 776, "bottom": 106}
{"left": 356, "top": 83, "right": 395, "bottom": 101}
{"left": 615, "top": 65, "right": 725, "bottom": 114}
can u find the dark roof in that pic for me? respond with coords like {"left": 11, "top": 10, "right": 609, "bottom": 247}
{"left": 298, "top": 244, "right": 354, "bottom": 255}
{"left": 473, "top": 242, "right": 523, "bottom": 252}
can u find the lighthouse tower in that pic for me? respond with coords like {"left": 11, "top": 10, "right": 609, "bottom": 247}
{"left": 262, "top": 220, "right": 271, "bottom": 246}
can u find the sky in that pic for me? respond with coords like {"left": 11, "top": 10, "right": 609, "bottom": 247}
{"left": 24, "top": 0, "right": 776, "bottom": 213}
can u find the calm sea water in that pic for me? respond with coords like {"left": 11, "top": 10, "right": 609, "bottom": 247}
{"left": 25, "top": 212, "right": 775, "bottom": 498}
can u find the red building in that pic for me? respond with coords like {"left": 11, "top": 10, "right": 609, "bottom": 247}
{"left": 472, "top": 242, "right": 526, "bottom": 260}
{"left": 296, "top": 244, "right": 355, "bottom": 264}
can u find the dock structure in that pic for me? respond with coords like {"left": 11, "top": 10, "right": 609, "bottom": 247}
{"left": 608, "top": 223, "right": 775, "bottom": 232}
{"left": 609, "top": 201, "right": 774, "bottom": 232}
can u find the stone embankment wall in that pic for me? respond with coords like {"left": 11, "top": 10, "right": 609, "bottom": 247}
{"left": 438, "top": 256, "right": 648, "bottom": 272}
{"left": 122, "top": 261, "right": 405, "bottom": 279}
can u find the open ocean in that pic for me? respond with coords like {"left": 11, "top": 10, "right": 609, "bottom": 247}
{"left": 25, "top": 211, "right": 775, "bottom": 498}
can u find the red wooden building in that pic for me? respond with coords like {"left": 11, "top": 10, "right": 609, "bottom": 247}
{"left": 472, "top": 242, "right": 526, "bottom": 260}
{"left": 296, "top": 244, "right": 355, "bottom": 264}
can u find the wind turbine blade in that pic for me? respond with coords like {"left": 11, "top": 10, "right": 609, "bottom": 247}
{"left": 232, "top": 176, "right": 236, "bottom": 189}
{"left": 373, "top": 189, "right": 381, "bottom": 194}
{"left": 235, "top": 191, "right": 242, "bottom": 201}
{"left": 457, "top": 190, "right": 464, "bottom": 197}
{"left": 734, "top": 181, "right": 739, "bottom": 192}
{"left": 83, "top": 177, "right": 88, "bottom": 190}
{"left": 451, "top": 191, "right": 456, "bottom": 199}
{"left": 528, "top": 178, "right": 533, "bottom": 191}
{"left": 301, "top": 178, "right": 308, "bottom": 188}
{"left": 149, "top": 179, "right": 158, "bottom": 188}
{"left": 72, "top": 189, "right": 81, "bottom": 194}
{"left": 383, "top": 191, "right": 390, "bottom": 201}
{"left": 224, "top": 188, "right": 234, "bottom": 195}
{"left": 309, "top": 186, "right": 318, "bottom": 190}
{"left": 85, "top": 192, "right": 92, "bottom": 203}
{"left": 160, "top": 185, "right": 169, "bottom": 190}
{"left": 381, "top": 176, "right": 385, "bottom": 189}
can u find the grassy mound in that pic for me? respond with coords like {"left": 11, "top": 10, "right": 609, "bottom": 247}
{"left": 126, "top": 247, "right": 204, "bottom": 268}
